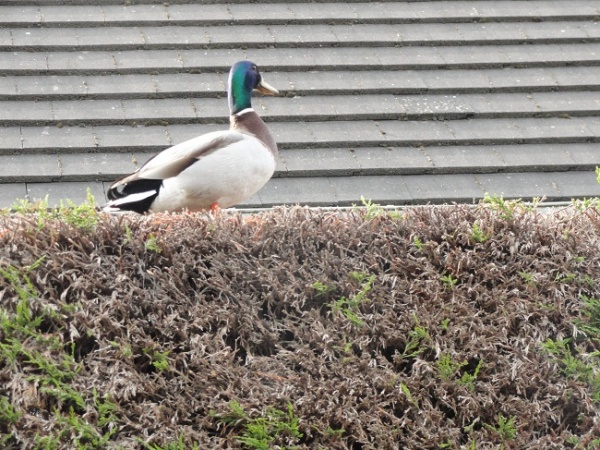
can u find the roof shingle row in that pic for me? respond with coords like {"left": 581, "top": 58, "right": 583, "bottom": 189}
{"left": 0, "top": 0, "right": 599, "bottom": 208}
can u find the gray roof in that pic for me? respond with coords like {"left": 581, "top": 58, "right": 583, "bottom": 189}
{"left": 1, "top": 0, "right": 600, "bottom": 209}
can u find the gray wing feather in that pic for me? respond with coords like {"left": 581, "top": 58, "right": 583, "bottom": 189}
{"left": 111, "top": 131, "right": 246, "bottom": 187}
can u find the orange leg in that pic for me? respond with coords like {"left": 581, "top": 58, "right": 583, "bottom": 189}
{"left": 209, "top": 202, "right": 221, "bottom": 216}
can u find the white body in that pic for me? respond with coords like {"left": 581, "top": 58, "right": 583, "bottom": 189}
{"left": 105, "top": 129, "right": 276, "bottom": 213}
{"left": 150, "top": 131, "right": 275, "bottom": 212}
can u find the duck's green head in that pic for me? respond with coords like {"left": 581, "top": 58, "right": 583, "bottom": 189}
{"left": 228, "top": 61, "right": 278, "bottom": 115}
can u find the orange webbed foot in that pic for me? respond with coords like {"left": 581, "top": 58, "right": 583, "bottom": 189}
{"left": 209, "top": 202, "right": 221, "bottom": 216}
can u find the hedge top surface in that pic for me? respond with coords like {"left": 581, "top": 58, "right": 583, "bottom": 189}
{"left": 0, "top": 202, "right": 599, "bottom": 448}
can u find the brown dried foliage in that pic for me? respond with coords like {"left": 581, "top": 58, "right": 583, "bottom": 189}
{"left": 0, "top": 205, "right": 599, "bottom": 449}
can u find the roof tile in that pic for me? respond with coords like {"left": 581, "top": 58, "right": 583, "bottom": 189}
{"left": 1, "top": 0, "right": 599, "bottom": 208}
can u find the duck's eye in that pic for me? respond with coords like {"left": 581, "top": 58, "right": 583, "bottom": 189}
{"left": 251, "top": 65, "right": 258, "bottom": 72}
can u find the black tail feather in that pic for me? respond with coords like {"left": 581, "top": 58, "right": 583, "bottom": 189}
{"left": 105, "top": 179, "right": 163, "bottom": 214}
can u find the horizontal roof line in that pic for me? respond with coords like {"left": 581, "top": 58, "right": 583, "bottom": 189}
{"left": 5, "top": 85, "right": 600, "bottom": 101}
{"left": 1, "top": 164, "right": 597, "bottom": 184}
{"left": 5, "top": 169, "right": 599, "bottom": 208}
{"left": 4, "top": 38, "right": 600, "bottom": 53}
{"left": 1, "top": 140, "right": 598, "bottom": 181}
{"left": 3, "top": 16, "right": 600, "bottom": 28}
{"left": 1, "top": 111, "right": 599, "bottom": 127}
{"left": 1, "top": 138, "right": 597, "bottom": 155}
{"left": 3, "top": 67, "right": 600, "bottom": 99}
{"left": 5, "top": 62, "right": 600, "bottom": 77}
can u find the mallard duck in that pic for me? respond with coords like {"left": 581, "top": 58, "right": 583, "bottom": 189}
{"left": 103, "top": 60, "right": 278, "bottom": 214}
